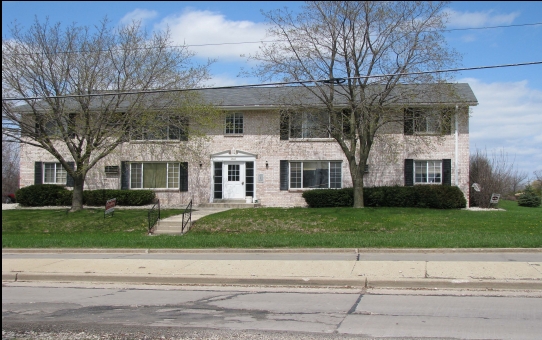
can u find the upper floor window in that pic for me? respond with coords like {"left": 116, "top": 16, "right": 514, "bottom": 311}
{"left": 131, "top": 115, "right": 188, "bottom": 141}
{"left": 225, "top": 113, "right": 243, "bottom": 134}
{"left": 404, "top": 108, "right": 452, "bottom": 135}
{"left": 43, "top": 163, "right": 67, "bottom": 184}
{"left": 414, "top": 160, "right": 442, "bottom": 184}
{"left": 290, "top": 111, "right": 329, "bottom": 138}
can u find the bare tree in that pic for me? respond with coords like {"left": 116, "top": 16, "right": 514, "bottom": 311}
{"left": 531, "top": 170, "right": 542, "bottom": 196}
{"left": 2, "top": 18, "right": 214, "bottom": 211}
{"left": 469, "top": 149, "right": 527, "bottom": 208}
{"left": 251, "top": 1, "right": 461, "bottom": 207}
{"left": 2, "top": 135, "right": 19, "bottom": 200}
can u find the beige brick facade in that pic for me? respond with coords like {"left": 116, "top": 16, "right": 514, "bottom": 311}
{"left": 20, "top": 106, "right": 471, "bottom": 207}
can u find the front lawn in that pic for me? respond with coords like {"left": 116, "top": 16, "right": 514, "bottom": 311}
{"left": 2, "top": 200, "right": 541, "bottom": 248}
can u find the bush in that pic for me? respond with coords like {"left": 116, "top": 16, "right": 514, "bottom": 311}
{"left": 517, "top": 186, "right": 541, "bottom": 208}
{"left": 15, "top": 184, "right": 71, "bottom": 207}
{"left": 303, "top": 185, "right": 466, "bottom": 209}
{"left": 15, "top": 186, "right": 156, "bottom": 207}
{"left": 83, "top": 189, "right": 155, "bottom": 206}
{"left": 302, "top": 188, "right": 353, "bottom": 208}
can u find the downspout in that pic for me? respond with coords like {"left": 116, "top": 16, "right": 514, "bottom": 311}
{"left": 455, "top": 105, "right": 459, "bottom": 186}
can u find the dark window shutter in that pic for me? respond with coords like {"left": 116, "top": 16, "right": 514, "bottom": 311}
{"left": 179, "top": 162, "right": 188, "bottom": 192}
{"left": 121, "top": 162, "right": 129, "bottom": 190}
{"left": 66, "top": 162, "right": 75, "bottom": 187}
{"left": 404, "top": 159, "right": 414, "bottom": 186}
{"left": 34, "top": 162, "right": 43, "bottom": 184}
{"left": 280, "top": 111, "right": 289, "bottom": 140}
{"left": 442, "top": 159, "right": 452, "bottom": 186}
{"left": 180, "top": 117, "right": 189, "bottom": 141}
{"left": 404, "top": 108, "right": 414, "bottom": 135}
{"left": 280, "top": 160, "right": 289, "bottom": 190}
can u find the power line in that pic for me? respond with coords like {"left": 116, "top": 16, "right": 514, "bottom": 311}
{"left": 4, "top": 22, "right": 541, "bottom": 56}
{"left": 3, "top": 61, "right": 541, "bottom": 101}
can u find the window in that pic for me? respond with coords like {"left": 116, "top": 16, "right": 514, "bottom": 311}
{"left": 225, "top": 113, "right": 243, "bottom": 134}
{"left": 290, "top": 111, "right": 329, "bottom": 138}
{"left": 131, "top": 116, "right": 188, "bottom": 141}
{"left": 228, "top": 164, "right": 240, "bottom": 181}
{"left": 404, "top": 108, "right": 452, "bottom": 135}
{"left": 414, "top": 160, "right": 442, "bottom": 184}
{"left": 289, "top": 161, "right": 342, "bottom": 189}
{"left": 43, "top": 163, "right": 67, "bottom": 184}
{"left": 130, "top": 162, "right": 180, "bottom": 189}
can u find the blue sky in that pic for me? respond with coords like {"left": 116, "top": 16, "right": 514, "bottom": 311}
{"left": 3, "top": 1, "right": 541, "bottom": 178}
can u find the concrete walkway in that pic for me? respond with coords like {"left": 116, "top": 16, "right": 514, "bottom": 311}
{"left": 153, "top": 206, "right": 232, "bottom": 235}
{"left": 3, "top": 249, "right": 542, "bottom": 290}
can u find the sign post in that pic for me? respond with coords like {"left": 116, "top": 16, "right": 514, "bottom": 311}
{"left": 104, "top": 198, "right": 116, "bottom": 218}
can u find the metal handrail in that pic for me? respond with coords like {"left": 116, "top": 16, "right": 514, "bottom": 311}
{"left": 147, "top": 199, "right": 160, "bottom": 234}
{"left": 181, "top": 199, "right": 192, "bottom": 234}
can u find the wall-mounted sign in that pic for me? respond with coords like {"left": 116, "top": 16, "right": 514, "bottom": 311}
{"left": 490, "top": 194, "right": 500, "bottom": 204}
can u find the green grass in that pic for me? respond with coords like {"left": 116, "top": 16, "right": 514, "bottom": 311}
{"left": 2, "top": 200, "right": 541, "bottom": 248}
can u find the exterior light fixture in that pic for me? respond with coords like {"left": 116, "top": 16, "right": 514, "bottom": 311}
{"left": 265, "top": 161, "right": 269, "bottom": 169}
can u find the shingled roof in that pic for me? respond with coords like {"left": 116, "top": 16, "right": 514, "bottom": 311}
{"left": 15, "top": 83, "right": 477, "bottom": 112}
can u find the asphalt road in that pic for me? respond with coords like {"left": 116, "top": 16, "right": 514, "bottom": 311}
{"left": 3, "top": 282, "right": 542, "bottom": 340}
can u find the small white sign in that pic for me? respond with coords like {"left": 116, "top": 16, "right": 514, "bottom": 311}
{"left": 257, "top": 174, "right": 264, "bottom": 183}
{"left": 490, "top": 194, "right": 500, "bottom": 204}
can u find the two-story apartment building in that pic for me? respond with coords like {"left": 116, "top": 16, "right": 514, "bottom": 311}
{"left": 19, "top": 84, "right": 477, "bottom": 207}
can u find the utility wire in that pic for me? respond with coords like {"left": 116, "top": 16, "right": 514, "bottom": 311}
{"left": 2, "top": 61, "right": 541, "bottom": 101}
{"left": 4, "top": 22, "right": 541, "bottom": 56}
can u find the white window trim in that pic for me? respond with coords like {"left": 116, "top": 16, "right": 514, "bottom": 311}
{"left": 224, "top": 113, "right": 244, "bottom": 135}
{"left": 129, "top": 162, "right": 180, "bottom": 189}
{"left": 290, "top": 111, "right": 331, "bottom": 139}
{"left": 43, "top": 163, "right": 67, "bottom": 184}
{"left": 289, "top": 161, "right": 342, "bottom": 190}
{"left": 414, "top": 160, "right": 442, "bottom": 184}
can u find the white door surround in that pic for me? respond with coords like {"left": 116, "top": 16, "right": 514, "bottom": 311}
{"left": 210, "top": 149, "right": 257, "bottom": 202}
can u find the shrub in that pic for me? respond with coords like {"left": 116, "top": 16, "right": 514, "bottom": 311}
{"left": 302, "top": 188, "right": 353, "bottom": 208}
{"left": 15, "top": 184, "right": 71, "bottom": 207}
{"left": 517, "top": 186, "right": 541, "bottom": 208}
{"left": 15, "top": 186, "right": 156, "bottom": 207}
{"left": 303, "top": 185, "right": 466, "bottom": 209}
{"left": 83, "top": 189, "right": 155, "bottom": 206}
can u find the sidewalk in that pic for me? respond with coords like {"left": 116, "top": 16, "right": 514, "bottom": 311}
{"left": 3, "top": 249, "right": 542, "bottom": 290}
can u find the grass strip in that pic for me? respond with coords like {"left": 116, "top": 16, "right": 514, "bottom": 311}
{"left": 2, "top": 200, "right": 540, "bottom": 249}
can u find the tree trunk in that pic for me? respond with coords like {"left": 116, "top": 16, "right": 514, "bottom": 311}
{"left": 352, "top": 163, "right": 365, "bottom": 208}
{"left": 70, "top": 176, "right": 85, "bottom": 212}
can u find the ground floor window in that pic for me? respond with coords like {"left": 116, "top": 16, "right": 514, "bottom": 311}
{"left": 414, "top": 160, "right": 442, "bottom": 184}
{"left": 43, "top": 163, "right": 67, "bottom": 184}
{"left": 289, "top": 161, "right": 342, "bottom": 189}
{"left": 130, "top": 162, "right": 180, "bottom": 189}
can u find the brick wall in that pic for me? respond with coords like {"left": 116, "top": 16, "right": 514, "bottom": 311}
{"left": 20, "top": 107, "right": 471, "bottom": 207}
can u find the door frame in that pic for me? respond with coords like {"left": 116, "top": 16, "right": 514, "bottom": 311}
{"left": 210, "top": 149, "right": 257, "bottom": 202}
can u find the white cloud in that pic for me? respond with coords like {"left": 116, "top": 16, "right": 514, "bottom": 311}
{"left": 444, "top": 9, "right": 520, "bottom": 28}
{"left": 120, "top": 9, "right": 158, "bottom": 26}
{"left": 154, "top": 9, "right": 268, "bottom": 62}
{"left": 463, "top": 78, "right": 542, "bottom": 173}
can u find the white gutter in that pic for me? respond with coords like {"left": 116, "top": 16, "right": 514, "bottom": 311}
{"left": 455, "top": 105, "right": 459, "bottom": 186}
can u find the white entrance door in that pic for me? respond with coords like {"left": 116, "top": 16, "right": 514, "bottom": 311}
{"left": 223, "top": 162, "right": 245, "bottom": 199}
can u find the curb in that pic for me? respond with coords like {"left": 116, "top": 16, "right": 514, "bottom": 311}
{"left": 3, "top": 248, "right": 542, "bottom": 254}
{"left": 4, "top": 272, "right": 542, "bottom": 290}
